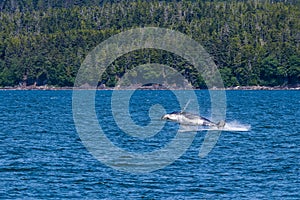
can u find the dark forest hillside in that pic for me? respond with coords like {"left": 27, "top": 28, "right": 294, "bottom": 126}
{"left": 0, "top": 0, "right": 299, "bottom": 88}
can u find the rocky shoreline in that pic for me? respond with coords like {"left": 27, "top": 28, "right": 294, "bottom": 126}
{"left": 225, "top": 85, "right": 300, "bottom": 90}
{"left": 0, "top": 84, "right": 299, "bottom": 91}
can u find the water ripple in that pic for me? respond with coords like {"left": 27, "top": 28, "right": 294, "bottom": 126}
{"left": 0, "top": 90, "right": 299, "bottom": 199}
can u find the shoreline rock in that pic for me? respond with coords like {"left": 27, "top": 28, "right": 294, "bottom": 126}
{"left": 0, "top": 85, "right": 299, "bottom": 91}
{"left": 225, "top": 85, "right": 300, "bottom": 90}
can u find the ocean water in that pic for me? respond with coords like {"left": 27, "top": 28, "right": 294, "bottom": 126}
{"left": 0, "top": 90, "right": 299, "bottom": 199}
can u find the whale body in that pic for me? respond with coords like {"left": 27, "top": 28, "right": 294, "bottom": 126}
{"left": 161, "top": 111, "right": 225, "bottom": 128}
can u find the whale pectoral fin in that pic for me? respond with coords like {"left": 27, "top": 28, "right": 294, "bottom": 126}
{"left": 217, "top": 120, "right": 226, "bottom": 128}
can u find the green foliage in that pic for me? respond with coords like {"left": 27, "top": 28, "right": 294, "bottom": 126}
{"left": 0, "top": 0, "right": 299, "bottom": 87}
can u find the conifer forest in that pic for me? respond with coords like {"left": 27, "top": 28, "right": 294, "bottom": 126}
{"left": 0, "top": 0, "right": 299, "bottom": 88}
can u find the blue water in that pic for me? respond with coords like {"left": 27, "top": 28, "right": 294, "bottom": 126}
{"left": 0, "top": 90, "right": 299, "bottom": 199}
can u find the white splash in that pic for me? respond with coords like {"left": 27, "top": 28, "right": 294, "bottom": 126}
{"left": 179, "top": 120, "right": 251, "bottom": 132}
{"left": 221, "top": 120, "right": 251, "bottom": 132}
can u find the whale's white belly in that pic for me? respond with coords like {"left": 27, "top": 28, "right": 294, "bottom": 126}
{"left": 178, "top": 115, "right": 205, "bottom": 125}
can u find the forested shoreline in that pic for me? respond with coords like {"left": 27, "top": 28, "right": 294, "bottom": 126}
{"left": 0, "top": 0, "right": 299, "bottom": 88}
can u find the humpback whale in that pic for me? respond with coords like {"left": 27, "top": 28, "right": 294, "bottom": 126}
{"left": 161, "top": 111, "right": 225, "bottom": 128}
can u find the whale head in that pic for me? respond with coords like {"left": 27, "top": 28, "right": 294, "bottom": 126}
{"left": 161, "top": 112, "right": 182, "bottom": 121}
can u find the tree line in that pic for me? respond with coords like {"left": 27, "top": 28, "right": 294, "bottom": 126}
{"left": 0, "top": 0, "right": 299, "bottom": 88}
